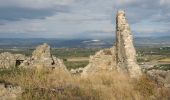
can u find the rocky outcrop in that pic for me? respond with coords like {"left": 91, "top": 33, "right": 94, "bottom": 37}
{"left": 82, "top": 47, "right": 116, "bottom": 76}
{"left": 115, "top": 10, "right": 142, "bottom": 78}
{"left": 0, "top": 82, "right": 22, "bottom": 100}
{"left": 32, "top": 43, "right": 53, "bottom": 66}
{"left": 0, "top": 43, "right": 67, "bottom": 72}
{"left": 82, "top": 10, "right": 142, "bottom": 78}
{"left": 20, "top": 43, "right": 67, "bottom": 70}
{"left": 147, "top": 70, "right": 170, "bottom": 88}
{"left": 0, "top": 52, "right": 26, "bottom": 69}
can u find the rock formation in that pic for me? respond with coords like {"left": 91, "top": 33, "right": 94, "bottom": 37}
{"left": 0, "top": 52, "right": 26, "bottom": 68}
{"left": 20, "top": 43, "right": 67, "bottom": 71}
{"left": 0, "top": 10, "right": 142, "bottom": 78}
{"left": 115, "top": 10, "right": 142, "bottom": 78}
{"left": 81, "top": 47, "right": 116, "bottom": 76}
{"left": 0, "top": 43, "right": 67, "bottom": 71}
{"left": 147, "top": 69, "right": 170, "bottom": 88}
{"left": 82, "top": 10, "right": 142, "bottom": 78}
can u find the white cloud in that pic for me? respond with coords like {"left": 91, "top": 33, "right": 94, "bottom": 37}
{"left": 160, "top": 0, "right": 170, "bottom": 5}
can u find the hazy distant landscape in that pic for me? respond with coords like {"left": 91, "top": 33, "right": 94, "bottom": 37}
{"left": 0, "top": 37, "right": 170, "bottom": 71}
{"left": 0, "top": 36, "right": 170, "bottom": 49}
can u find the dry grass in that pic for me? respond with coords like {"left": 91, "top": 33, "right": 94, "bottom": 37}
{"left": 0, "top": 67, "right": 170, "bottom": 100}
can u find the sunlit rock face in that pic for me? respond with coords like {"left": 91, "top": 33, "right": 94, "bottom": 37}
{"left": 81, "top": 47, "right": 116, "bottom": 76}
{"left": 147, "top": 70, "right": 170, "bottom": 88}
{"left": 31, "top": 43, "right": 53, "bottom": 67}
{"left": 82, "top": 10, "right": 142, "bottom": 78}
{"left": 29, "top": 43, "right": 56, "bottom": 68}
{"left": 20, "top": 43, "right": 67, "bottom": 71}
{"left": 0, "top": 43, "right": 67, "bottom": 72}
{"left": 0, "top": 52, "right": 26, "bottom": 68}
{"left": 115, "top": 10, "right": 142, "bottom": 78}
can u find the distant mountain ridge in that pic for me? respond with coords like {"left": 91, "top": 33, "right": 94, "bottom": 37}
{"left": 0, "top": 36, "right": 170, "bottom": 48}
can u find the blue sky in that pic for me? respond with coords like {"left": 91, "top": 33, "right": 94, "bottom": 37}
{"left": 0, "top": 0, "right": 170, "bottom": 39}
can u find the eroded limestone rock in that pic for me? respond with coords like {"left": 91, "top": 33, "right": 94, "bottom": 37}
{"left": 115, "top": 10, "right": 142, "bottom": 78}
{"left": 20, "top": 43, "right": 67, "bottom": 71}
{"left": 31, "top": 43, "right": 54, "bottom": 66}
{"left": 82, "top": 10, "right": 142, "bottom": 78}
{"left": 147, "top": 70, "right": 170, "bottom": 88}
{"left": 0, "top": 52, "right": 26, "bottom": 68}
{"left": 82, "top": 47, "right": 116, "bottom": 76}
{"left": 0, "top": 43, "right": 67, "bottom": 72}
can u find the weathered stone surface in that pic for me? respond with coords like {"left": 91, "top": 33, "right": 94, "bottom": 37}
{"left": 0, "top": 43, "right": 67, "bottom": 72}
{"left": 82, "top": 10, "right": 142, "bottom": 78}
{"left": 82, "top": 47, "right": 116, "bottom": 76}
{"left": 0, "top": 83, "right": 22, "bottom": 100}
{"left": 147, "top": 70, "right": 170, "bottom": 88}
{"left": 0, "top": 52, "right": 26, "bottom": 68}
{"left": 31, "top": 43, "right": 54, "bottom": 66}
{"left": 20, "top": 43, "right": 67, "bottom": 71}
{"left": 115, "top": 10, "right": 142, "bottom": 78}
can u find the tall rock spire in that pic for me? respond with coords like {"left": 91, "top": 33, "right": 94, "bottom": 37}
{"left": 81, "top": 10, "right": 142, "bottom": 78}
{"left": 115, "top": 10, "right": 142, "bottom": 78}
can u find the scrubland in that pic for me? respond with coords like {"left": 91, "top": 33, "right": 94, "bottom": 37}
{"left": 0, "top": 67, "right": 169, "bottom": 100}
{"left": 0, "top": 47, "right": 170, "bottom": 100}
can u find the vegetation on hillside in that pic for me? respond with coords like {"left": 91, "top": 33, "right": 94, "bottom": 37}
{"left": 0, "top": 47, "right": 170, "bottom": 99}
{"left": 0, "top": 67, "right": 169, "bottom": 100}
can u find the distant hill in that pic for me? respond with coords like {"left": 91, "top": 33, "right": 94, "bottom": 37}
{"left": 0, "top": 36, "right": 170, "bottom": 48}
{"left": 134, "top": 36, "right": 170, "bottom": 47}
